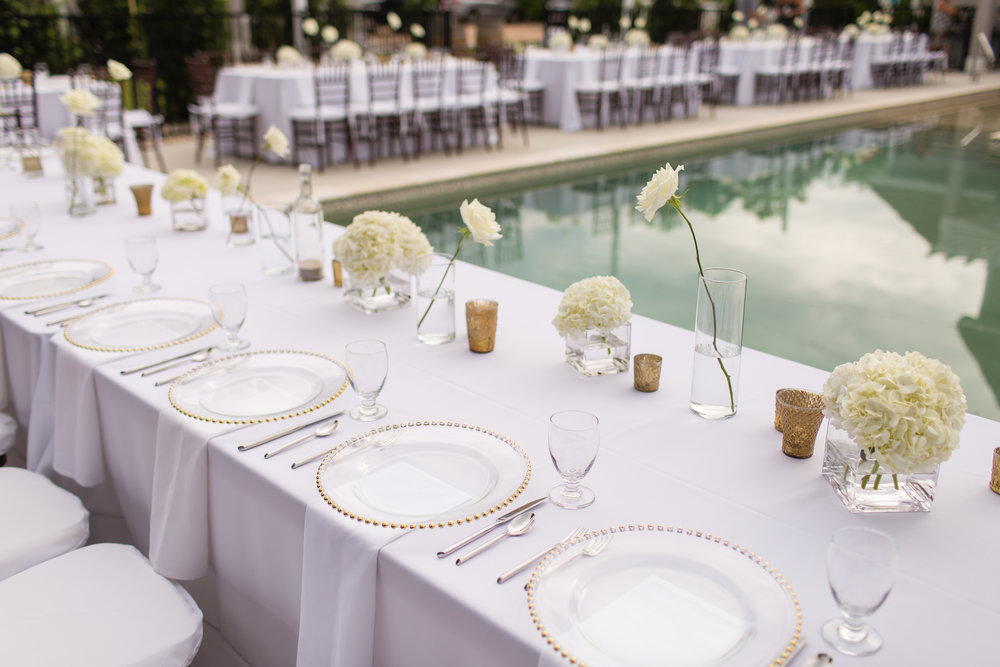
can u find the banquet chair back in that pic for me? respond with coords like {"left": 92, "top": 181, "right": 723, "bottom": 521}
{"left": 625, "top": 45, "right": 662, "bottom": 125}
{"left": 291, "top": 63, "right": 357, "bottom": 170}
{"left": 185, "top": 53, "right": 260, "bottom": 166}
{"left": 0, "top": 78, "right": 38, "bottom": 148}
{"left": 79, "top": 78, "right": 127, "bottom": 151}
{"left": 498, "top": 49, "right": 544, "bottom": 125}
{"left": 126, "top": 59, "right": 168, "bottom": 172}
{"left": 660, "top": 44, "right": 699, "bottom": 120}
{"left": 0, "top": 543, "right": 203, "bottom": 665}
{"left": 0, "top": 467, "right": 89, "bottom": 581}
{"left": 830, "top": 35, "right": 856, "bottom": 95}
{"left": 754, "top": 35, "right": 798, "bottom": 104}
{"left": 357, "top": 62, "right": 412, "bottom": 166}
{"left": 455, "top": 58, "right": 501, "bottom": 152}
{"left": 575, "top": 47, "right": 625, "bottom": 130}
{"left": 412, "top": 59, "right": 453, "bottom": 156}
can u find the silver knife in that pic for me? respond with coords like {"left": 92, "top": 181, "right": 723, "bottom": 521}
{"left": 437, "top": 497, "right": 548, "bottom": 558}
{"left": 238, "top": 410, "right": 345, "bottom": 452}
{"left": 499, "top": 524, "right": 587, "bottom": 585}
{"left": 120, "top": 346, "right": 213, "bottom": 376}
{"left": 25, "top": 293, "right": 110, "bottom": 316}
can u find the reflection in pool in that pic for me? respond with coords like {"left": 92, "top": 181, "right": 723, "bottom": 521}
{"left": 408, "top": 104, "right": 1000, "bottom": 419}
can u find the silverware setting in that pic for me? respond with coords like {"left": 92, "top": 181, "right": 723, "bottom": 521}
{"left": 437, "top": 496, "right": 547, "bottom": 558}
{"left": 154, "top": 355, "right": 249, "bottom": 388}
{"left": 121, "top": 346, "right": 214, "bottom": 376}
{"left": 25, "top": 293, "right": 110, "bottom": 316}
{"left": 238, "top": 411, "right": 345, "bottom": 452}
{"left": 140, "top": 347, "right": 213, "bottom": 377}
{"left": 264, "top": 418, "right": 339, "bottom": 459}
{"left": 290, "top": 429, "right": 400, "bottom": 470}
{"left": 45, "top": 311, "right": 92, "bottom": 327}
{"left": 496, "top": 525, "right": 586, "bottom": 585}
{"left": 532, "top": 533, "right": 612, "bottom": 584}
{"left": 455, "top": 512, "right": 536, "bottom": 565}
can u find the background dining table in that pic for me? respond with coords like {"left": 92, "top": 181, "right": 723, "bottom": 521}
{"left": 1, "top": 156, "right": 998, "bottom": 667}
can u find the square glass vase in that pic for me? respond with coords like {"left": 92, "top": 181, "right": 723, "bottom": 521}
{"left": 821, "top": 423, "right": 939, "bottom": 513}
{"left": 343, "top": 270, "right": 410, "bottom": 314}
{"left": 564, "top": 322, "right": 631, "bottom": 377}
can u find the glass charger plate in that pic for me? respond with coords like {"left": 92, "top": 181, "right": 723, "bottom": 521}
{"left": 169, "top": 349, "right": 349, "bottom": 425}
{"left": 527, "top": 525, "right": 803, "bottom": 667}
{"left": 0, "top": 258, "right": 113, "bottom": 300}
{"left": 317, "top": 421, "right": 532, "bottom": 529}
{"left": 64, "top": 297, "right": 216, "bottom": 352}
{"left": 0, "top": 216, "right": 23, "bottom": 241}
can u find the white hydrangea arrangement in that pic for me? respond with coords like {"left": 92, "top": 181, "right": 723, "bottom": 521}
{"left": 332, "top": 40, "right": 363, "bottom": 61}
{"left": 59, "top": 89, "right": 100, "bottom": 116}
{"left": 333, "top": 210, "right": 434, "bottom": 287}
{"left": 553, "top": 276, "right": 633, "bottom": 337}
{"left": 161, "top": 168, "right": 209, "bottom": 203}
{"left": 822, "top": 350, "right": 966, "bottom": 474}
{"left": 410, "top": 23, "right": 425, "bottom": 39}
{"left": 548, "top": 30, "right": 573, "bottom": 52}
{"left": 406, "top": 43, "right": 428, "bottom": 60}
{"left": 766, "top": 23, "right": 788, "bottom": 40}
{"left": 588, "top": 34, "right": 610, "bottom": 49}
{"left": 387, "top": 11, "right": 402, "bottom": 31}
{"left": 729, "top": 25, "right": 751, "bottom": 42}
{"left": 57, "top": 126, "right": 124, "bottom": 178}
{"left": 624, "top": 29, "right": 651, "bottom": 47}
{"left": 276, "top": 45, "right": 303, "bottom": 66}
{"left": 0, "top": 53, "right": 22, "bottom": 80}
{"left": 322, "top": 25, "right": 340, "bottom": 44}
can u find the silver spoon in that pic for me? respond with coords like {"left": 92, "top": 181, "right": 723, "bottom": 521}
{"left": 455, "top": 512, "right": 536, "bottom": 565}
{"left": 142, "top": 347, "right": 213, "bottom": 377}
{"left": 802, "top": 654, "right": 833, "bottom": 667}
{"left": 264, "top": 419, "right": 340, "bottom": 459}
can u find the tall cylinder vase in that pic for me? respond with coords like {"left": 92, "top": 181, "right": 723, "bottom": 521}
{"left": 690, "top": 267, "right": 747, "bottom": 420}
{"left": 66, "top": 171, "right": 96, "bottom": 217}
{"left": 415, "top": 253, "right": 456, "bottom": 344}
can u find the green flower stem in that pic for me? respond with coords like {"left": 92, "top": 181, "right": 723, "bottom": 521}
{"left": 234, "top": 148, "right": 294, "bottom": 265}
{"left": 417, "top": 230, "right": 467, "bottom": 330}
{"left": 670, "top": 197, "right": 735, "bottom": 413}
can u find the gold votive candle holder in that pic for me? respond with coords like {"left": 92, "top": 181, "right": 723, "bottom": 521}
{"left": 776, "top": 388, "right": 825, "bottom": 459}
{"left": 991, "top": 447, "right": 1000, "bottom": 495}
{"left": 774, "top": 388, "right": 792, "bottom": 431}
{"left": 465, "top": 299, "right": 498, "bottom": 353}
{"left": 21, "top": 154, "right": 42, "bottom": 176}
{"left": 332, "top": 259, "right": 343, "bottom": 287}
{"left": 633, "top": 353, "right": 662, "bottom": 392}
{"left": 129, "top": 184, "right": 154, "bottom": 216}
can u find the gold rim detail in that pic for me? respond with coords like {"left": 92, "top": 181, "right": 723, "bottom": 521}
{"left": 0, "top": 258, "right": 113, "bottom": 301}
{"left": 63, "top": 296, "right": 218, "bottom": 353}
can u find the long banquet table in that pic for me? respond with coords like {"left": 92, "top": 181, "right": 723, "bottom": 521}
{"left": 2, "top": 157, "right": 999, "bottom": 667}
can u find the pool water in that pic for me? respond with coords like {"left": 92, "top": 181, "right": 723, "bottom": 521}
{"left": 407, "top": 103, "right": 1000, "bottom": 420}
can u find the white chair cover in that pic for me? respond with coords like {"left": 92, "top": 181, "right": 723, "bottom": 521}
{"left": 0, "top": 467, "right": 88, "bottom": 580}
{"left": 0, "top": 543, "right": 203, "bottom": 666}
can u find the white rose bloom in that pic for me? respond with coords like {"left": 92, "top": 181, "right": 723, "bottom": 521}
{"left": 548, "top": 30, "right": 573, "bottom": 52}
{"left": 321, "top": 25, "right": 339, "bottom": 43}
{"left": 731, "top": 10, "right": 745, "bottom": 21}
{"left": 302, "top": 18, "right": 319, "bottom": 36}
{"left": 619, "top": 16, "right": 631, "bottom": 30}
{"left": 588, "top": 34, "right": 610, "bottom": 49}
{"left": 276, "top": 45, "right": 302, "bottom": 65}
{"left": 59, "top": 89, "right": 100, "bottom": 116}
{"left": 635, "top": 16, "right": 647, "bottom": 29}
{"left": 0, "top": 53, "right": 22, "bottom": 79}
{"left": 215, "top": 164, "right": 242, "bottom": 195}
{"left": 793, "top": 16, "right": 804, "bottom": 28}
{"left": 756, "top": 5, "right": 768, "bottom": 16}
{"left": 553, "top": 275, "right": 633, "bottom": 336}
{"left": 263, "top": 125, "right": 290, "bottom": 158}
{"left": 747, "top": 17, "right": 759, "bottom": 29}
{"left": 410, "top": 23, "right": 425, "bottom": 38}
{"left": 729, "top": 25, "right": 750, "bottom": 42}
{"left": 635, "top": 163, "right": 684, "bottom": 222}
{"left": 579, "top": 18, "right": 591, "bottom": 33}
{"left": 568, "top": 16, "right": 579, "bottom": 30}
{"left": 460, "top": 199, "right": 502, "bottom": 246}
{"left": 161, "top": 169, "right": 209, "bottom": 202}
{"left": 332, "top": 40, "right": 363, "bottom": 61}
{"left": 406, "top": 42, "right": 428, "bottom": 60}
{"left": 107, "top": 59, "right": 132, "bottom": 81}
{"left": 387, "top": 12, "right": 402, "bottom": 31}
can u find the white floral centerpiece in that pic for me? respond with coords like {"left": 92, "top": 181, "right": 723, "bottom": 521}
{"left": 333, "top": 210, "right": 434, "bottom": 313}
{"left": 387, "top": 11, "right": 402, "bottom": 31}
{"left": 0, "top": 53, "right": 22, "bottom": 80}
{"left": 766, "top": 23, "right": 788, "bottom": 40}
{"left": 410, "top": 23, "right": 425, "bottom": 39}
{"left": 107, "top": 59, "right": 131, "bottom": 81}
{"left": 729, "top": 25, "right": 751, "bottom": 42}
{"left": 56, "top": 126, "right": 124, "bottom": 213}
{"left": 554, "top": 275, "right": 633, "bottom": 376}
{"left": 332, "top": 40, "right": 363, "bottom": 62}
{"left": 322, "top": 25, "right": 340, "bottom": 44}
{"left": 302, "top": 18, "right": 319, "bottom": 37}
{"left": 276, "top": 45, "right": 303, "bottom": 67}
{"left": 548, "top": 30, "right": 573, "bottom": 52}
{"left": 821, "top": 350, "right": 966, "bottom": 513}
{"left": 578, "top": 18, "right": 592, "bottom": 34}
{"left": 624, "top": 29, "right": 651, "bottom": 47}
{"left": 161, "top": 168, "right": 209, "bottom": 231}
{"left": 588, "top": 34, "right": 610, "bottom": 49}
{"left": 57, "top": 89, "right": 106, "bottom": 215}
{"left": 406, "top": 43, "right": 428, "bottom": 60}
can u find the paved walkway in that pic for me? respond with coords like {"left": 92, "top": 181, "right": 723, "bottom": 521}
{"left": 155, "top": 71, "right": 1000, "bottom": 209}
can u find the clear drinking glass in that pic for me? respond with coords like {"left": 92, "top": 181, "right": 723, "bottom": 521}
{"left": 124, "top": 234, "right": 161, "bottom": 293}
{"left": 345, "top": 339, "right": 388, "bottom": 421}
{"left": 821, "top": 526, "right": 898, "bottom": 657}
{"left": 209, "top": 283, "right": 251, "bottom": 351}
{"left": 547, "top": 410, "right": 600, "bottom": 509}
{"left": 11, "top": 202, "right": 42, "bottom": 252}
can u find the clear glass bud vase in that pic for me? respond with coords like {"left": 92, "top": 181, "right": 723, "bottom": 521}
{"left": 690, "top": 268, "right": 746, "bottom": 419}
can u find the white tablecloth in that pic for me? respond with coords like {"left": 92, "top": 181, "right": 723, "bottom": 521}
{"left": 1, "top": 159, "right": 998, "bottom": 666}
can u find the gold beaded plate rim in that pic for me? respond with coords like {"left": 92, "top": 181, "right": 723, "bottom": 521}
{"left": 63, "top": 296, "right": 218, "bottom": 353}
{"left": 168, "top": 348, "right": 350, "bottom": 425}
{"left": 0, "top": 258, "right": 113, "bottom": 301}
{"left": 525, "top": 524, "right": 804, "bottom": 667}
{"left": 316, "top": 420, "right": 532, "bottom": 530}
{"left": 0, "top": 216, "right": 24, "bottom": 241}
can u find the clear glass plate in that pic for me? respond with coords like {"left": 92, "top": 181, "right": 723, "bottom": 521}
{"left": 169, "top": 349, "right": 349, "bottom": 424}
{"left": 64, "top": 297, "right": 216, "bottom": 352}
{"left": 0, "top": 259, "right": 113, "bottom": 300}
{"left": 317, "top": 421, "right": 532, "bottom": 529}
{"left": 0, "top": 216, "right": 23, "bottom": 241}
{"left": 527, "top": 525, "right": 803, "bottom": 667}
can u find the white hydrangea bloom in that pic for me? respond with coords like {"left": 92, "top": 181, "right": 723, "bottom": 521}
{"left": 553, "top": 275, "right": 633, "bottom": 336}
{"left": 161, "top": 169, "right": 209, "bottom": 202}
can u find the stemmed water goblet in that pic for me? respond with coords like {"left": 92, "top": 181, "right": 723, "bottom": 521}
{"left": 547, "top": 410, "right": 600, "bottom": 509}
{"left": 345, "top": 339, "right": 388, "bottom": 421}
{"left": 821, "top": 526, "right": 898, "bottom": 657}
{"left": 11, "top": 202, "right": 42, "bottom": 252}
{"left": 209, "top": 282, "right": 251, "bottom": 351}
{"left": 124, "top": 234, "right": 161, "bottom": 293}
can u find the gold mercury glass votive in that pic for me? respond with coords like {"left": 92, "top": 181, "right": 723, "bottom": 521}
{"left": 332, "top": 259, "right": 343, "bottom": 287}
{"left": 991, "top": 447, "right": 1000, "bottom": 495}
{"left": 465, "top": 299, "right": 498, "bottom": 353}
{"left": 774, "top": 388, "right": 793, "bottom": 431}
{"left": 776, "top": 389, "right": 825, "bottom": 459}
{"left": 129, "top": 184, "right": 154, "bottom": 216}
{"left": 633, "top": 353, "right": 662, "bottom": 392}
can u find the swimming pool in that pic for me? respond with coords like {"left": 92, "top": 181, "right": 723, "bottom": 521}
{"left": 402, "top": 102, "right": 1000, "bottom": 420}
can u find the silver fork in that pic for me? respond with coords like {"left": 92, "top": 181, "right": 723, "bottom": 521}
{"left": 496, "top": 525, "right": 586, "bottom": 585}
{"left": 533, "top": 533, "right": 613, "bottom": 585}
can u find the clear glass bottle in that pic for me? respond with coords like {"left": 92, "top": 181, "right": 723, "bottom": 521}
{"left": 291, "top": 163, "right": 324, "bottom": 281}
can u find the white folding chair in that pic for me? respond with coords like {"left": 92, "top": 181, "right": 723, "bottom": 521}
{"left": 0, "top": 543, "right": 203, "bottom": 666}
{"left": 0, "top": 467, "right": 89, "bottom": 580}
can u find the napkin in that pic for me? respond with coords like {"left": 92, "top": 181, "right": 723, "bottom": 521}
{"left": 349, "top": 460, "right": 473, "bottom": 516}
